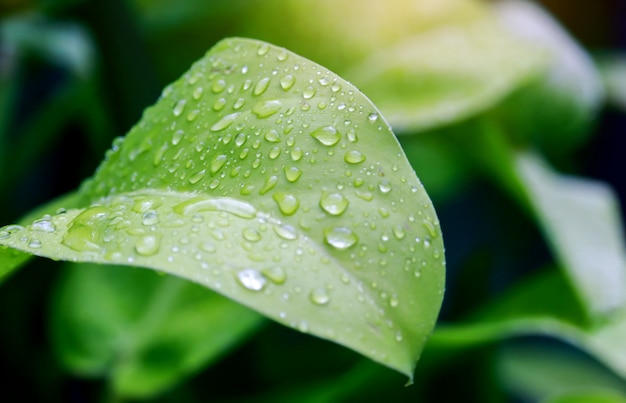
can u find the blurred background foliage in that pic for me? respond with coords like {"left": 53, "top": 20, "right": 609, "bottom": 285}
{"left": 1, "top": 0, "right": 626, "bottom": 402}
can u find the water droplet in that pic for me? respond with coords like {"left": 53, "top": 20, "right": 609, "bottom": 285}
{"left": 210, "top": 112, "right": 240, "bottom": 132}
{"left": 235, "top": 133, "right": 247, "bottom": 147}
{"left": 174, "top": 196, "right": 257, "bottom": 219}
{"left": 232, "top": 97, "right": 245, "bottom": 110}
{"left": 378, "top": 180, "right": 392, "bottom": 194}
{"left": 257, "top": 43, "right": 269, "bottom": 56}
{"left": 192, "top": 86, "right": 204, "bottom": 100}
{"left": 355, "top": 190, "right": 374, "bottom": 201}
{"left": 210, "top": 154, "right": 228, "bottom": 175}
{"left": 344, "top": 150, "right": 366, "bottom": 164}
{"left": 31, "top": 218, "right": 55, "bottom": 233}
{"left": 142, "top": 210, "right": 159, "bottom": 226}
{"left": 253, "top": 77, "right": 271, "bottom": 96}
{"left": 395, "top": 330, "right": 403, "bottom": 342}
{"left": 367, "top": 112, "right": 379, "bottom": 123}
{"left": 263, "top": 267, "right": 286, "bottom": 284}
{"left": 290, "top": 148, "right": 303, "bottom": 161}
{"left": 273, "top": 224, "right": 298, "bottom": 240}
{"left": 213, "top": 98, "right": 227, "bottom": 111}
{"left": 302, "top": 86, "right": 316, "bottom": 99}
{"left": 324, "top": 227, "right": 358, "bottom": 250}
{"left": 268, "top": 147, "right": 281, "bottom": 160}
{"left": 252, "top": 99, "right": 282, "bottom": 118}
{"left": 173, "top": 100, "right": 186, "bottom": 116}
{"left": 242, "top": 228, "right": 262, "bottom": 242}
{"left": 186, "top": 109, "right": 199, "bottom": 122}
{"left": 236, "top": 268, "right": 267, "bottom": 291}
{"left": 393, "top": 225, "right": 405, "bottom": 240}
{"left": 211, "top": 79, "right": 226, "bottom": 93}
{"left": 259, "top": 175, "right": 278, "bottom": 195}
{"left": 280, "top": 74, "right": 295, "bottom": 90}
{"left": 389, "top": 295, "right": 399, "bottom": 308}
{"left": 135, "top": 234, "right": 161, "bottom": 256}
{"left": 189, "top": 169, "right": 207, "bottom": 184}
{"left": 310, "top": 126, "right": 340, "bottom": 146}
{"left": 319, "top": 192, "right": 349, "bottom": 216}
{"left": 28, "top": 238, "right": 42, "bottom": 248}
{"left": 273, "top": 193, "right": 300, "bottom": 216}
{"left": 347, "top": 129, "right": 358, "bottom": 142}
{"left": 423, "top": 220, "right": 438, "bottom": 238}
{"left": 284, "top": 166, "right": 301, "bottom": 182}
{"left": 264, "top": 129, "right": 281, "bottom": 143}
{"left": 309, "top": 287, "right": 330, "bottom": 305}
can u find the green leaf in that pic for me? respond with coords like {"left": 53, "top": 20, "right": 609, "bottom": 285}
{"left": 0, "top": 38, "right": 445, "bottom": 379}
{"left": 52, "top": 262, "right": 263, "bottom": 398}
{"left": 346, "top": 14, "right": 546, "bottom": 133}
{"left": 599, "top": 54, "right": 626, "bottom": 111}
{"left": 493, "top": 0, "right": 604, "bottom": 153}
{"left": 516, "top": 152, "right": 626, "bottom": 319}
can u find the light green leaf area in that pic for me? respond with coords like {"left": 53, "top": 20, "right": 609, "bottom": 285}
{"left": 498, "top": 344, "right": 626, "bottom": 403}
{"left": 493, "top": 0, "right": 604, "bottom": 152}
{"left": 516, "top": 152, "right": 626, "bottom": 319}
{"left": 346, "top": 15, "right": 546, "bottom": 133}
{"left": 432, "top": 268, "right": 626, "bottom": 380}
{"left": 52, "top": 262, "right": 263, "bottom": 398}
{"left": 0, "top": 38, "right": 445, "bottom": 378}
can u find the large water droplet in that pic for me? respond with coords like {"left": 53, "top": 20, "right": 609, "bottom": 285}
{"left": 242, "top": 228, "right": 262, "bottom": 242}
{"left": 273, "top": 223, "right": 298, "bottom": 240}
{"left": 210, "top": 112, "right": 240, "bottom": 132}
{"left": 211, "top": 79, "right": 226, "bottom": 93}
{"left": 344, "top": 150, "right": 366, "bottom": 164}
{"left": 378, "top": 180, "right": 392, "bottom": 194}
{"left": 310, "top": 126, "right": 340, "bottom": 146}
{"left": 309, "top": 287, "right": 330, "bottom": 305}
{"left": 174, "top": 196, "right": 257, "bottom": 219}
{"left": 302, "top": 86, "right": 316, "bottom": 99}
{"left": 31, "top": 218, "right": 56, "bottom": 233}
{"left": 173, "top": 100, "right": 186, "bottom": 116}
{"left": 319, "top": 192, "right": 349, "bottom": 216}
{"left": 236, "top": 268, "right": 267, "bottom": 291}
{"left": 135, "top": 234, "right": 161, "bottom": 256}
{"left": 252, "top": 99, "right": 282, "bottom": 118}
{"left": 290, "top": 148, "right": 303, "bottom": 161}
{"left": 280, "top": 74, "right": 295, "bottom": 90}
{"left": 263, "top": 267, "right": 286, "bottom": 284}
{"left": 210, "top": 154, "right": 228, "bottom": 175}
{"left": 273, "top": 193, "right": 300, "bottom": 216}
{"left": 324, "top": 227, "right": 358, "bottom": 250}
{"left": 189, "top": 169, "right": 207, "bottom": 184}
{"left": 142, "top": 210, "right": 159, "bottom": 226}
{"left": 284, "top": 166, "right": 302, "bottom": 183}
{"left": 259, "top": 175, "right": 278, "bottom": 195}
{"left": 253, "top": 77, "right": 271, "bottom": 96}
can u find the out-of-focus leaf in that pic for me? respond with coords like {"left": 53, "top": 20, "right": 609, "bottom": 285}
{"left": 493, "top": 0, "right": 604, "bottom": 153}
{"left": 348, "top": 15, "right": 546, "bottom": 133}
{"left": 432, "top": 268, "right": 626, "bottom": 380}
{"left": 0, "top": 38, "right": 445, "bottom": 380}
{"left": 52, "top": 262, "right": 264, "bottom": 398}
{"left": 599, "top": 55, "right": 626, "bottom": 111}
{"left": 544, "top": 391, "right": 626, "bottom": 403}
{"left": 498, "top": 344, "right": 626, "bottom": 403}
{"left": 516, "top": 152, "right": 626, "bottom": 319}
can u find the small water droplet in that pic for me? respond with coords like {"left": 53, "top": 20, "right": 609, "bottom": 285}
{"left": 135, "top": 235, "right": 161, "bottom": 256}
{"left": 273, "top": 224, "right": 298, "bottom": 240}
{"left": 273, "top": 193, "right": 300, "bottom": 216}
{"left": 257, "top": 43, "right": 269, "bottom": 56}
{"left": 302, "top": 86, "right": 316, "bottom": 99}
{"left": 31, "top": 218, "right": 55, "bottom": 233}
{"left": 324, "top": 227, "right": 358, "bottom": 250}
{"left": 211, "top": 79, "right": 226, "bottom": 93}
{"left": 213, "top": 98, "right": 227, "bottom": 111}
{"left": 268, "top": 147, "right": 281, "bottom": 160}
{"left": 389, "top": 295, "right": 399, "bottom": 308}
{"left": 173, "top": 100, "right": 186, "bottom": 116}
{"left": 367, "top": 112, "right": 379, "bottom": 123}
{"left": 378, "top": 180, "right": 392, "bottom": 194}
{"left": 395, "top": 330, "right": 403, "bottom": 342}
{"left": 192, "top": 86, "right": 204, "bottom": 100}
{"left": 344, "top": 150, "right": 366, "bottom": 164}
{"left": 186, "top": 109, "right": 199, "bottom": 122}
{"left": 259, "top": 175, "right": 278, "bottom": 195}
{"left": 263, "top": 267, "right": 286, "bottom": 284}
{"left": 236, "top": 268, "right": 267, "bottom": 291}
{"left": 142, "top": 210, "right": 159, "bottom": 226}
{"left": 290, "top": 148, "right": 303, "bottom": 161}
{"left": 280, "top": 74, "right": 295, "bottom": 90}
{"left": 319, "top": 192, "right": 349, "bottom": 216}
{"left": 284, "top": 166, "right": 301, "bottom": 182}
{"left": 28, "top": 238, "right": 42, "bottom": 248}
{"left": 189, "top": 169, "right": 207, "bottom": 184}
{"left": 423, "top": 220, "right": 438, "bottom": 238}
{"left": 309, "top": 287, "right": 330, "bottom": 305}
{"left": 210, "top": 154, "right": 228, "bottom": 175}
{"left": 252, "top": 99, "right": 282, "bottom": 118}
{"left": 211, "top": 112, "right": 240, "bottom": 132}
{"left": 310, "top": 126, "right": 340, "bottom": 146}
{"left": 393, "top": 225, "right": 405, "bottom": 240}
{"left": 264, "top": 129, "right": 281, "bottom": 143}
{"left": 242, "top": 228, "right": 262, "bottom": 242}
{"left": 253, "top": 77, "right": 271, "bottom": 96}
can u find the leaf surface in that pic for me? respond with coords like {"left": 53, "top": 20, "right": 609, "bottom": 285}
{"left": 0, "top": 38, "right": 445, "bottom": 378}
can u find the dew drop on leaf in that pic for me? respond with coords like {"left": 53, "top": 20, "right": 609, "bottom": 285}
{"left": 252, "top": 99, "right": 282, "bottom": 118}
{"left": 309, "top": 287, "right": 330, "bottom": 305}
{"left": 280, "top": 75, "right": 295, "bottom": 91}
{"left": 135, "top": 234, "right": 161, "bottom": 256}
{"left": 253, "top": 77, "right": 271, "bottom": 96}
{"left": 324, "top": 227, "right": 358, "bottom": 250}
{"left": 319, "top": 192, "right": 349, "bottom": 216}
{"left": 272, "top": 193, "right": 300, "bottom": 216}
{"left": 310, "top": 126, "right": 341, "bottom": 146}
{"left": 236, "top": 268, "right": 267, "bottom": 291}
{"left": 344, "top": 150, "right": 366, "bottom": 164}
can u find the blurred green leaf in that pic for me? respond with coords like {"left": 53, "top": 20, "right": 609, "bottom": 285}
{"left": 493, "top": 0, "right": 604, "bottom": 154}
{"left": 516, "top": 151, "right": 626, "bottom": 319}
{"left": 498, "top": 344, "right": 626, "bottom": 402}
{"left": 0, "top": 38, "right": 445, "bottom": 380}
{"left": 52, "top": 262, "right": 264, "bottom": 398}
{"left": 544, "top": 391, "right": 626, "bottom": 403}
{"left": 348, "top": 14, "right": 546, "bottom": 133}
{"left": 599, "top": 55, "right": 626, "bottom": 111}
